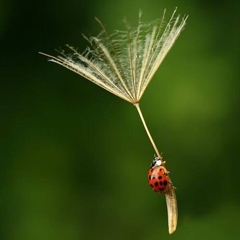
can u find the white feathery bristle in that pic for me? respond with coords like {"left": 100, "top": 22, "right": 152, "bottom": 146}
{"left": 40, "top": 8, "right": 188, "bottom": 104}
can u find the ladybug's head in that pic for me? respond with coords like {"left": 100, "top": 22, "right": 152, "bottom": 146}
{"left": 150, "top": 156, "right": 162, "bottom": 169}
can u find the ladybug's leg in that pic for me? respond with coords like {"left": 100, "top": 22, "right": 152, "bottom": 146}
{"left": 169, "top": 181, "right": 176, "bottom": 189}
{"left": 163, "top": 170, "right": 170, "bottom": 176}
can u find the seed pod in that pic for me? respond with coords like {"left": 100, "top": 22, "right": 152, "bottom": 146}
{"left": 165, "top": 181, "right": 178, "bottom": 234}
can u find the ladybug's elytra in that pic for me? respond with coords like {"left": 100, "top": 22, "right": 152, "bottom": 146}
{"left": 148, "top": 157, "right": 171, "bottom": 194}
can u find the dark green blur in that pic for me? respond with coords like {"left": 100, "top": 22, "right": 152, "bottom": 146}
{"left": 0, "top": 0, "right": 239, "bottom": 239}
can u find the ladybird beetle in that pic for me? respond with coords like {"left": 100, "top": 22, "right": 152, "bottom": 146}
{"left": 148, "top": 157, "right": 170, "bottom": 194}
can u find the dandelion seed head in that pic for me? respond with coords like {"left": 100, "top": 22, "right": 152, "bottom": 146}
{"left": 40, "top": 8, "right": 188, "bottom": 104}
{"left": 39, "top": 10, "right": 185, "bottom": 234}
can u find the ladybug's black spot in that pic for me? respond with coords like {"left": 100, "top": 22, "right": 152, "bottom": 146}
{"left": 159, "top": 168, "right": 162, "bottom": 171}
{"left": 154, "top": 182, "right": 158, "bottom": 187}
{"left": 159, "top": 181, "right": 163, "bottom": 186}
{"left": 152, "top": 174, "right": 156, "bottom": 179}
{"left": 158, "top": 176, "right": 162, "bottom": 180}
{"left": 159, "top": 187, "right": 164, "bottom": 192}
{"left": 163, "top": 180, "right": 168, "bottom": 186}
{"left": 148, "top": 175, "right": 151, "bottom": 180}
{"left": 151, "top": 169, "right": 153, "bottom": 172}
{"left": 150, "top": 184, "right": 154, "bottom": 188}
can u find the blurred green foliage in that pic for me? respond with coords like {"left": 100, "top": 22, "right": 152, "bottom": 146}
{"left": 0, "top": 0, "right": 239, "bottom": 239}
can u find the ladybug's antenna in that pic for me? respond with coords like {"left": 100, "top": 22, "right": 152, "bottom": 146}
{"left": 154, "top": 154, "right": 161, "bottom": 160}
{"left": 134, "top": 103, "right": 162, "bottom": 159}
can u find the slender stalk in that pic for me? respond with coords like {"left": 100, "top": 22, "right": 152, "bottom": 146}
{"left": 134, "top": 103, "right": 162, "bottom": 159}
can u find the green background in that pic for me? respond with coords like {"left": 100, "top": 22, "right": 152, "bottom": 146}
{"left": 1, "top": 0, "right": 239, "bottom": 239}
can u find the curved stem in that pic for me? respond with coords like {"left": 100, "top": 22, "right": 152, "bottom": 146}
{"left": 134, "top": 103, "right": 162, "bottom": 159}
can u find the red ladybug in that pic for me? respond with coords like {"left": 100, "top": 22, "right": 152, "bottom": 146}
{"left": 148, "top": 157, "right": 170, "bottom": 194}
